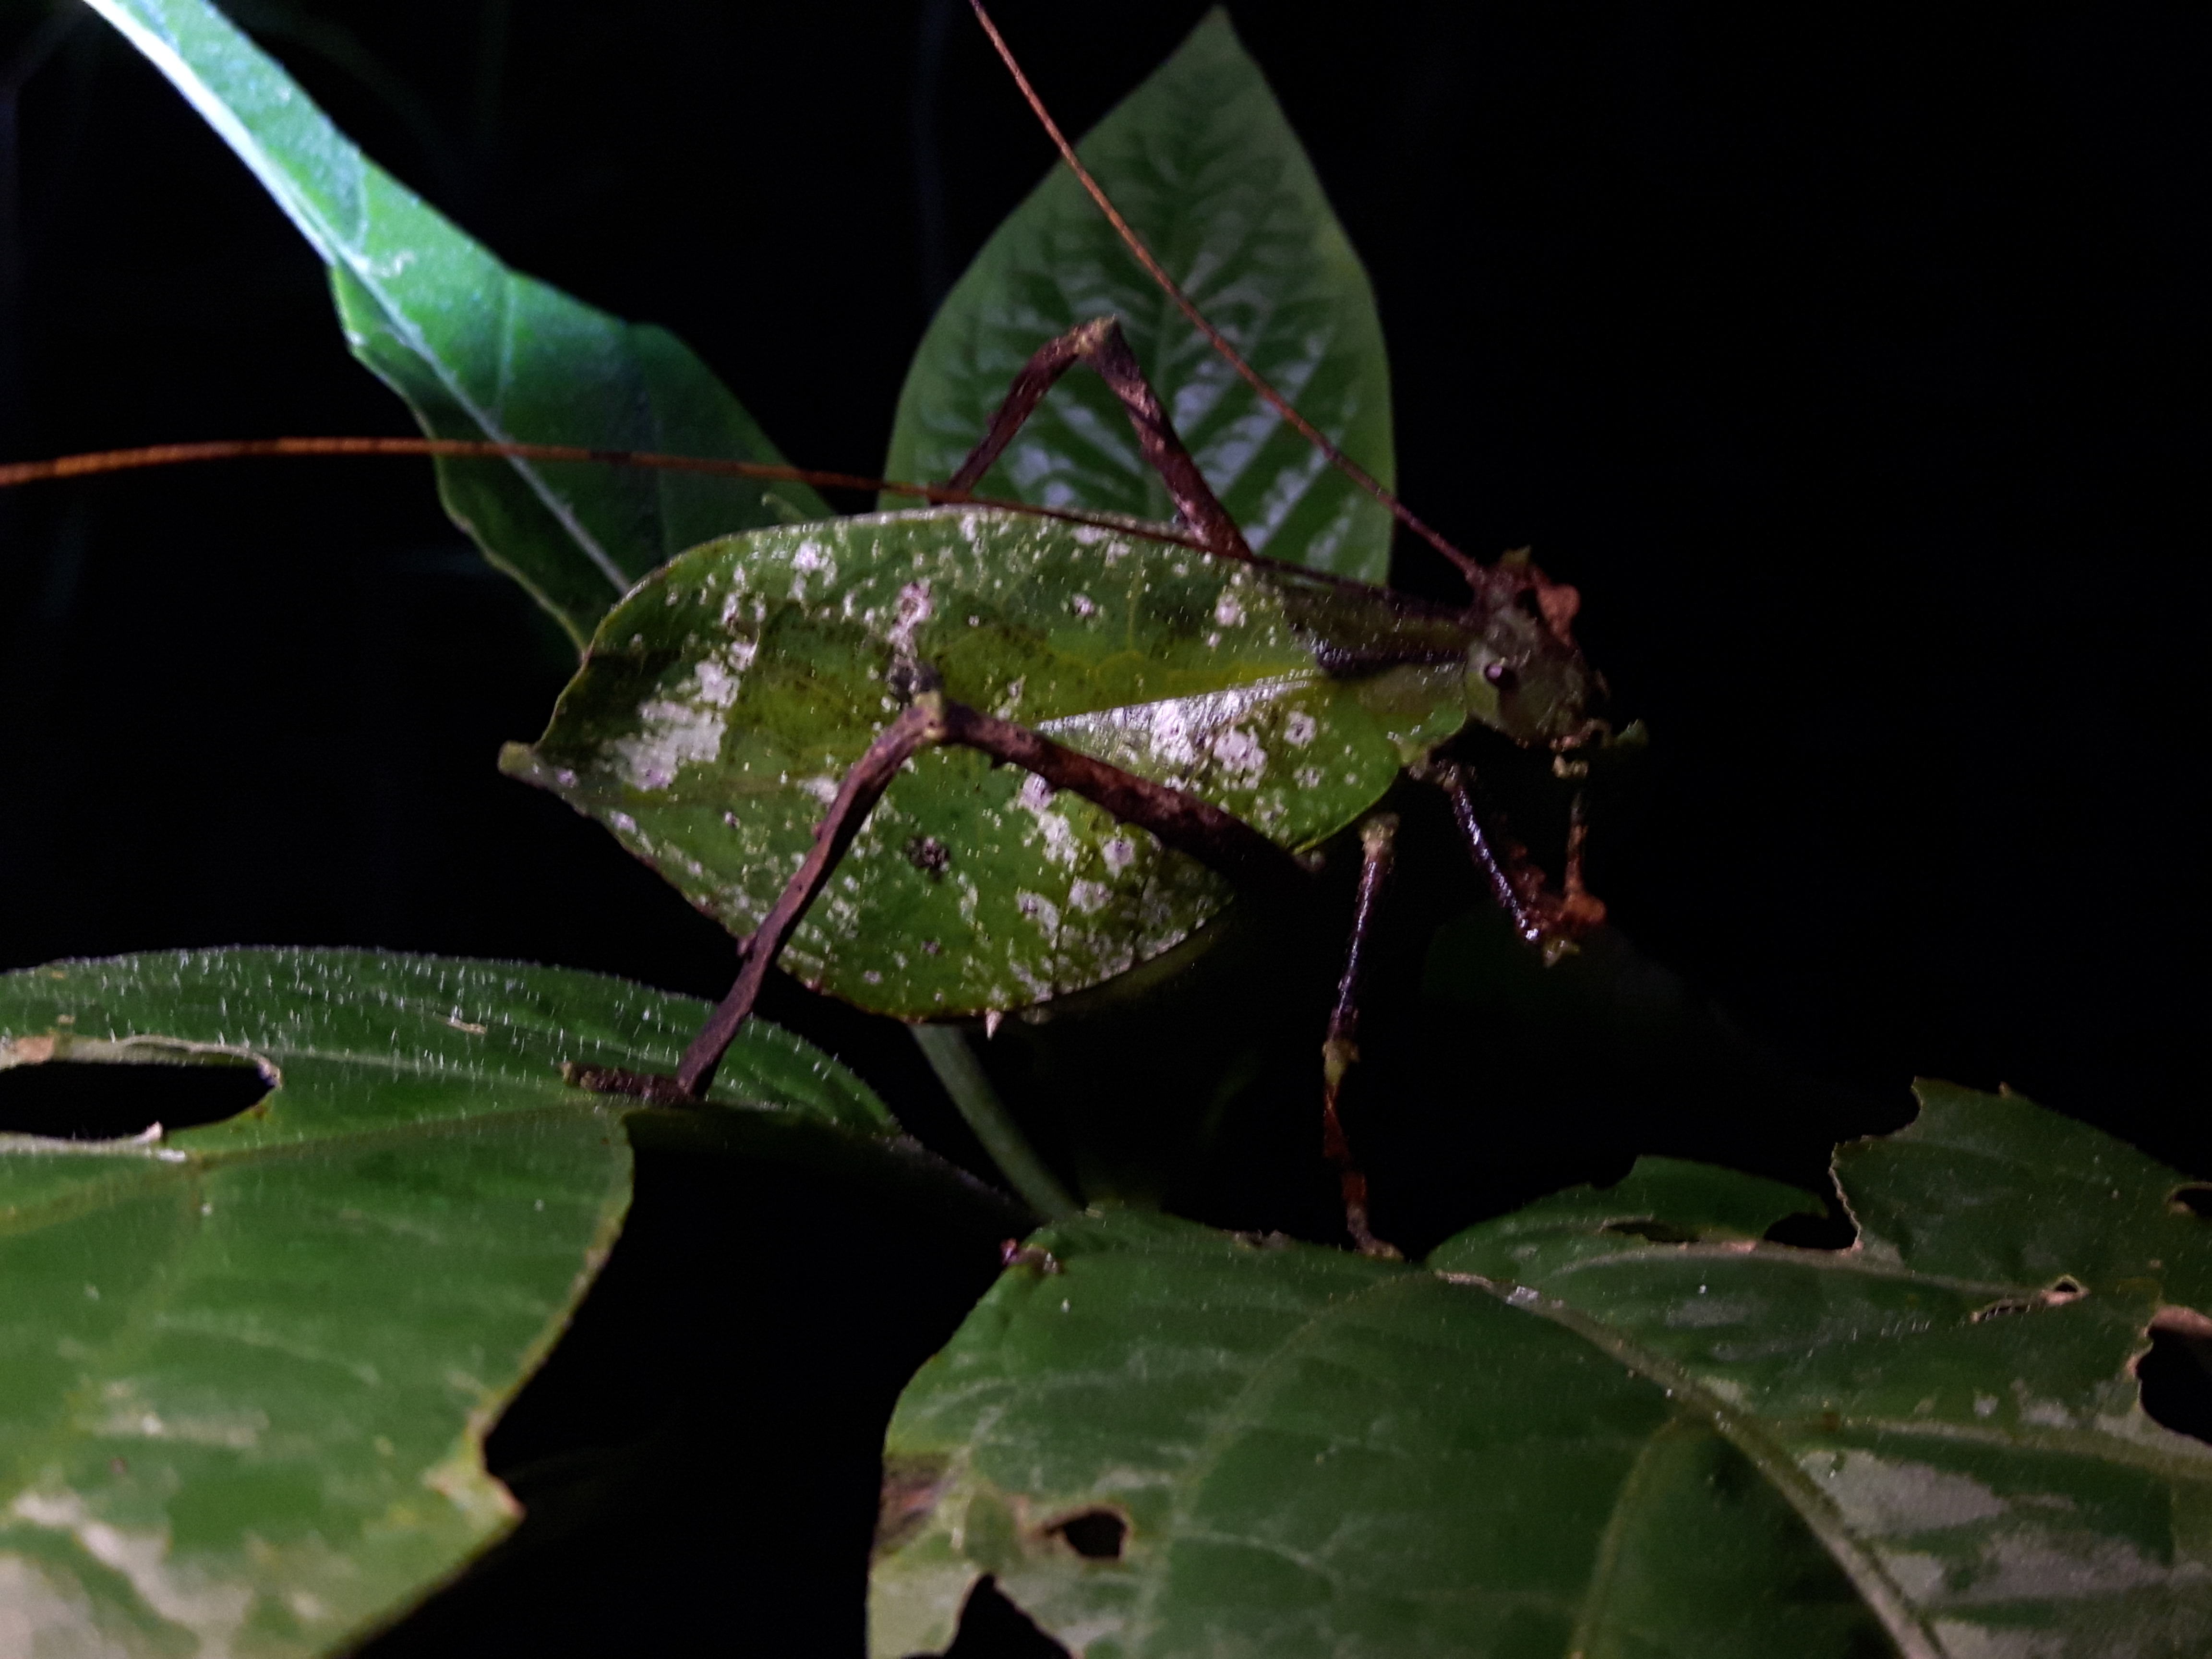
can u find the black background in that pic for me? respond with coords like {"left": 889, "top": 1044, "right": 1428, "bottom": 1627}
{"left": 0, "top": 1, "right": 2203, "bottom": 1652}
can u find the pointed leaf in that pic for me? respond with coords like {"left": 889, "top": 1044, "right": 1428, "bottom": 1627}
{"left": 884, "top": 10, "right": 1396, "bottom": 584}
{"left": 501, "top": 509, "right": 1479, "bottom": 1018}
{"left": 85, "top": 0, "right": 827, "bottom": 649}
{"left": 872, "top": 1086, "right": 2212, "bottom": 1656}
{"left": 0, "top": 948, "right": 948, "bottom": 1656}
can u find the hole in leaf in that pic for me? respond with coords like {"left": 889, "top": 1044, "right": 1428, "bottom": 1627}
{"left": 2170, "top": 1186, "right": 2212, "bottom": 1218}
{"left": 1971, "top": 1298, "right": 2037, "bottom": 1322}
{"left": 1051, "top": 1508, "right": 1129, "bottom": 1561}
{"left": 2138, "top": 1320, "right": 2212, "bottom": 1444}
{"left": 2046, "top": 1275, "right": 2087, "bottom": 1303}
{"left": 1763, "top": 1208, "right": 1857, "bottom": 1250}
{"left": 0, "top": 1058, "right": 269, "bottom": 1139}
{"left": 936, "top": 1574, "right": 1070, "bottom": 1659}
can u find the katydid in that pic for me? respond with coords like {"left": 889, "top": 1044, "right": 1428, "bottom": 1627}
{"left": 7, "top": 0, "right": 1628, "bottom": 1252}
{"left": 513, "top": 4, "right": 1623, "bottom": 1252}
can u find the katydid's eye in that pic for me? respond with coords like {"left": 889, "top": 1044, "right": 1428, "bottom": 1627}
{"left": 1483, "top": 661, "right": 1516, "bottom": 689}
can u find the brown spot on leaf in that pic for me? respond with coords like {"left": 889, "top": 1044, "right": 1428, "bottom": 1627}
{"left": 2153, "top": 1305, "right": 2212, "bottom": 1340}
{"left": 875, "top": 1452, "right": 951, "bottom": 1556}
{"left": 904, "top": 835, "right": 952, "bottom": 880}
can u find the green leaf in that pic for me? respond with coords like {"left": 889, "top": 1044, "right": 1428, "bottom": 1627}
{"left": 501, "top": 508, "right": 1475, "bottom": 1019}
{"left": 871, "top": 1083, "right": 2212, "bottom": 1656}
{"left": 84, "top": 0, "right": 827, "bottom": 650}
{"left": 884, "top": 10, "right": 1396, "bottom": 585}
{"left": 0, "top": 948, "right": 927, "bottom": 1656}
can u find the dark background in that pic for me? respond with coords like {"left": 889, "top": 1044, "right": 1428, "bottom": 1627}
{"left": 0, "top": 0, "right": 2203, "bottom": 1652}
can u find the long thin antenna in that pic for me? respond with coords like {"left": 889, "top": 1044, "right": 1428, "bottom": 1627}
{"left": 0, "top": 435, "right": 1212, "bottom": 552}
{"left": 967, "top": 0, "right": 1481, "bottom": 582}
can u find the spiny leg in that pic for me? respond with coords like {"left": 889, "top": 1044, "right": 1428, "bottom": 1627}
{"left": 1431, "top": 761, "right": 1604, "bottom": 964}
{"left": 565, "top": 699, "right": 949, "bottom": 1104}
{"left": 949, "top": 315, "right": 1254, "bottom": 563}
{"left": 573, "top": 692, "right": 1312, "bottom": 1102}
{"left": 1322, "top": 813, "right": 1401, "bottom": 1259}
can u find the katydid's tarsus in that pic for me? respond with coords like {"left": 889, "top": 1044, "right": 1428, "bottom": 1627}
{"left": 8, "top": 0, "right": 1626, "bottom": 1252}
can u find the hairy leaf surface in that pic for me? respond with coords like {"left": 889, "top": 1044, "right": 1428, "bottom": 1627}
{"left": 871, "top": 1083, "right": 2212, "bottom": 1657}
{"left": 503, "top": 509, "right": 1475, "bottom": 1019}
{"left": 86, "top": 0, "right": 825, "bottom": 649}
{"left": 0, "top": 949, "right": 918, "bottom": 1657}
{"left": 884, "top": 10, "right": 1396, "bottom": 585}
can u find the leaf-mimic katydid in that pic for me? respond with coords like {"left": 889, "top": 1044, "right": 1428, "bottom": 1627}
{"left": 4, "top": 0, "right": 1632, "bottom": 1252}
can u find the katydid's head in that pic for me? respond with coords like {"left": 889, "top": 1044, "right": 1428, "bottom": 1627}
{"left": 1462, "top": 550, "right": 1609, "bottom": 750}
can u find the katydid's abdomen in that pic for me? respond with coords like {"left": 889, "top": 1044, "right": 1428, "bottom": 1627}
{"left": 501, "top": 506, "right": 1577, "bottom": 1020}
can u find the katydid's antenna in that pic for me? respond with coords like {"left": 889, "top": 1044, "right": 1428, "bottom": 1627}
{"left": 967, "top": 0, "right": 1483, "bottom": 583}
{"left": 0, "top": 436, "right": 1217, "bottom": 553}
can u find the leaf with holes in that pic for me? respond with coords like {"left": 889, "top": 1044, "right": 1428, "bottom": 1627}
{"left": 0, "top": 948, "right": 996, "bottom": 1658}
{"left": 86, "top": 0, "right": 825, "bottom": 649}
{"left": 884, "top": 9, "right": 1396, "bottom": 585}
{"left": 499, "top": 506, "right": 1551, "bottom": 1019}
{"left": 870, "top": 1081, "right": 2212, "bottom": 1658}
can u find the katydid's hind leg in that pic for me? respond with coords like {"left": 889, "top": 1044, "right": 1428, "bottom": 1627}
{"left": 949, "top": 316, "right": 1254, "bottom": 563}
{"left": 571, "top": 700, "right": 951, "bottom": 1104}
{"left": 1322, "top": 813, "right": 1402, "bottom": 1260}
{"left": 577, "top": 691, "right": 1313, "bottom": 1104}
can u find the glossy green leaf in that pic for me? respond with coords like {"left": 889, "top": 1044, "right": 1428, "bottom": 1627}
{"left": 501, "top": 508, "right": 1480, "bottom": 1019}
{"left": 85, "top": 0, "right": 827, "bottom": 650}
{"left": 0, "top": 948, "right": 918, "bottom": 1656}
{"left": 884, "top": 10, "right": 1395, "bottom": 585}
{"left": 872, "top": 1083, "right": 2212, "bottom": 1657}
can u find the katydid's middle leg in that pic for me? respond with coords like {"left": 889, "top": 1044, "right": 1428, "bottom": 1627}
{"left": 1322, "top": 813, "right": 1402, "bottom": 1259}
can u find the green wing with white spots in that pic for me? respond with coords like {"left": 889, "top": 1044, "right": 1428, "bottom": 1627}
{"left": 503, "top": 509, "right": 1473, "bottom": 1018}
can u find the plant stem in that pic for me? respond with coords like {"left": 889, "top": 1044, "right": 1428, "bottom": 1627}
{"left": 911, "top": 1024, "right": 1078, "bottom": 1220}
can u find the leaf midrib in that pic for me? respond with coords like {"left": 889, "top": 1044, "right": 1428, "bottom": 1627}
{"left": 1437, "top": 1268, "right": 1947, "bottom": 1659}
{"left": 0, "top": 1102, "right": 604, "bottom": 1240}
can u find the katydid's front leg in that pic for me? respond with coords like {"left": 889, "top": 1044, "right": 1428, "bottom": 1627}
{"left": 1322, "top": 813, "right": 1402, "bottom": 1259}
{"left": 1433, "top": 762, "right": 1605, "bottom": 964}
{"left": 573, "top": 690, "right": 1313, "bottom": 1102}
{"left": 949, "top": 316, "right": 1254, "bottom": 562}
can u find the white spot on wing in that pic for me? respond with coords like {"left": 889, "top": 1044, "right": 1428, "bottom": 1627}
{"left": 887, "top": 580, "right": 934, "bottom": 656}
{"left": 608, "top": 697, "right": 724, "bottom": 791}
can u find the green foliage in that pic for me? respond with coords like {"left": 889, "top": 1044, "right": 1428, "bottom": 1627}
{"left": 884, "top": 11, "right": 1397, "bottom": 585}
{"left": 875, "top": 1082, "right": 2212, "bottom": 1657}
{"left": 38, "top": 5, "right": 2211, "bottom": 1658}
{"left": 501, "top": 508, "right": 1468, "bottom": 1017}
{"left": 0, "top": 950, "right": 947, "bottom": 1655}
{"left": 83, "top": 0, "right": 823, "bottom": 650}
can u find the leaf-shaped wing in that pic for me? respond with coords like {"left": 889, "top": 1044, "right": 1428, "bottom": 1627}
{"left": 85, "top": 0, "right": 827, "bottom": 649}
{"left": 872, "top": 1084, "right": 2212, "bottom": 1656}
{"left": 885, "top": 10, "right": 1396, "bottom": 585}
{"left": 0, "top": 949, "right": 950, "bottom": 1657}
{"left": 503, "top": 510, "right": 1465, "bottom": 1018}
